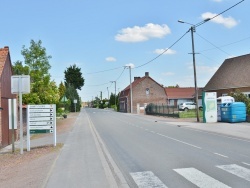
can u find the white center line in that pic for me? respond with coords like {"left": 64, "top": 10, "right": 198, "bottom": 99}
{"left": 214, "top": 153, "right": 229, "bottom": 158}
{"left": 242, "top": 162, "right": 250, "bottom": 166}
{"left": 156, "top": 133, "right": 201, "bottom": 149}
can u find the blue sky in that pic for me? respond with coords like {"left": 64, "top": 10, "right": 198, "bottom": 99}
{"left": 1, "top": 0, "right": 249, "bottom": 101}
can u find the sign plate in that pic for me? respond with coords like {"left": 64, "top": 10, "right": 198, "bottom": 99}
{"left": 30, "top": 126, "right": 53, "bottom": 130}
{"left": 30, "top": 129, "right": 53, "bottom": 134}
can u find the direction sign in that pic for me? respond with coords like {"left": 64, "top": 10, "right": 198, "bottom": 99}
{"left": 30, "top": 129, "right": 53, "bottom": 134}
{"left": 30, "top": 126, "right": 53, "bottom": 130}
{"left": 29, "top": 108, "right": 53, "bottom": 113}
{"left": 29, "top": 121, "right": 53, "bottom": 126}
{"left": 29, "top": 117, "right": 53, "bottom": 121}
{"left": 29, "top": 112, "right": 53, "bottom": 117}
{"left": 29, "top": 105, "right": 54, "bottom": 108}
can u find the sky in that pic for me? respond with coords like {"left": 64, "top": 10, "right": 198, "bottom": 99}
{"left": 1, "top": 0, "right": 250, "bottom": 102}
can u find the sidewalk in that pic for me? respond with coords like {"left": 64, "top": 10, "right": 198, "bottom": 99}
{"left": 149, "top": 115, "right": 250, "bottom": 140}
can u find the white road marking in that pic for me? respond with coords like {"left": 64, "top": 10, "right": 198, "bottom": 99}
{"left": 130, "top": 171, "right": 168, "bottom": 188}
{"left": 217, "top": 164, "right": 250, "bottom": 182}
{"left": 174, "top": 168, "right": 231, "bottom": 188}
{"left": 157, "top": 133, "right": 202, "bottom": 149}
{"left": 242, "top": 162, "right": 250, "bottom": 166}
{"left": 214, "top": 153, "right": 229, "bottom": 158}
{"left": 151, "top": 131, "right": 155, "bottom": 134}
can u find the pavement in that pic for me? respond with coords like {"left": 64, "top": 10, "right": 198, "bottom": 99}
{"left": 1, "top": 111, "right": 250, "bottom": 187}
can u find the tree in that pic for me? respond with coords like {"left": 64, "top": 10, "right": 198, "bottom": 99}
{"left": 58, "top": 81, "right": 66, "bottom": 99}
{"left": 64, "top": 64, "right": 84, "bottom": 90}
{"left": 13, "top": 39, "right": 60, "bottom": 105}
{"left": 12, "top": 60, "right": 29, "bottom": 75}
{"left": 229, "top": 90, "right": 250, "bottom": 114}
{"left": 65, "top": 84, "right": 81, "bottom": 112}
{"left": 21, "top": 39, "right": 51, "bottom": 83}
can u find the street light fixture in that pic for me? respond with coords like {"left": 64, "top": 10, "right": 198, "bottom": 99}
{"left": 178, "top": 19, "right": 200, "bottom": 122}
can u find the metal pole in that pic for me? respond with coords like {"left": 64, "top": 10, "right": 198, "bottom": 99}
{"left": 19, "top": 76, "right": 23, "bottom": 154}
{"left": 191, "top": 26, "right": 200, "bottom": 122}
{"left": 11, "top": 99, "right": 15, "bottom": 153}
{"left": 114, "top": 81, "right": 116, "bottom": 110}
{"left": 129, "top": 66, "right": 133, "bottom": 113}
{"left": 107, "top": 87, "right": 109, "bottom": 108}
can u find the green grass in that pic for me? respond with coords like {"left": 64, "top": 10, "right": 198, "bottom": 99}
{"left": 179, "top": 110, "right": 203, "bottom": 118}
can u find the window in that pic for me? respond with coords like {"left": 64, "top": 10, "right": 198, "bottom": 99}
{"left": 146, "top": 88, "right": 150, "bottom": 95}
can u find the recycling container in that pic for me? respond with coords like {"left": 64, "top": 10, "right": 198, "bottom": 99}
{"left": 221, "top": 102, "right": 246, "bottom": 123}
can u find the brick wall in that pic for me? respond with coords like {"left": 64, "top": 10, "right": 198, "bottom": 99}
{"left": 127, "top": 77, "right": 167, "bottom": 113}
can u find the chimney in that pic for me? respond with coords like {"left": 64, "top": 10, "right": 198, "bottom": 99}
{"left": 134, "top": 77, "right": 141, "bottom": 81}
{"left": 4, "top": 46, "right": 9, "bottom": 49}
{"left": 145, "top": 72, "right": 149, "bottom": 77}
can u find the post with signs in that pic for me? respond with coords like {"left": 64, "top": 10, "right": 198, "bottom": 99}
{"left": 11, "top": 75, "right": 30, "bottom": 154}
{"left": 27, "top": 104, "right": 56, "bottom": 151}
{"left": 74, "top": 99, "right": 77, "bottom": 112}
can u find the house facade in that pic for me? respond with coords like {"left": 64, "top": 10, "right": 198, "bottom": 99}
{"left": 204, "top": 54, "right": 250, "bottom": 98}
{"left": 119, "top": 72, "right": 167, "bottom": 113}
{"left": 0, "top": 46, "right": 16, "bottom": 148}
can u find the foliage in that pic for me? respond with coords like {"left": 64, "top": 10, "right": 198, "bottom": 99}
{"left": 64, "top": 64, "right": 84, "bottom": 90}
{"left": 229, "top": 90, "right": 250, "bottom": 115}
{"left": 12, "top": 60, "right": 29, "bottom": 75}
{"left": 65, "top": 84, "right": 81, "bottom": 112}
{"left": 21, "top": 39, "right": 51, "bottom": 83}
{"left": 58, "top": 81, "right": 66, "bottom": 99}
{"left": 13, "top": 39, "right": 59, "bottom": 105}
{"left": 167, "top": 84, "right": 180, "bottom": 88}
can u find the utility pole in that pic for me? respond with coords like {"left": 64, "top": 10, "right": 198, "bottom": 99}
{"left": 110, "top": 81, "right": 116, "bottom": 110}
{"left": 124, "top": 66, "right": 133, "bottom": 113}
{"left": 107, "top": 87, "right": 109, "bottom": 108}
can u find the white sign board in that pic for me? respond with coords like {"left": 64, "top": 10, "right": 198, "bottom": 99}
{"left": 203, "top": 92, "right": 217, "bottom": 123}
{"left": 11, "top": 75, "right": 30, "bottom": 94}
{"left": 27, "top": 104, "right": 56, "bottom": 151}
{"left": 8, "top": 99, "right": 17, "bottom": 129}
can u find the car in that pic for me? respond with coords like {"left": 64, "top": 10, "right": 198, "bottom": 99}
{"left": 178, "top": 102, "right": 203, "bottom": 111}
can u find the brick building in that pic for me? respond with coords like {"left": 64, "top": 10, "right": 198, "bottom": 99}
{"left": 0, "top": 46, "right": 16, "bottom": 148}
{"left": 119, "top": 72, "right": 167, "bottom": 113}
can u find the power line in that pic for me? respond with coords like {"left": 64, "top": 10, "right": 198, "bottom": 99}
{"left": 83, "top": 66, "right": 123, "bottom": 75}
{"left": 135, "top": 30, "right": 190, "bottom": 69}
{"left": 195, "top": 32, "right": 232, "bottom": 56}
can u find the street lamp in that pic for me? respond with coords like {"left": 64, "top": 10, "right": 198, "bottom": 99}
{"left": 110, "top": 81, "right": 117, "bottom": 110}
{"left": 178, "top": 19, "right": 200, "bottom": 122}
{"left": 124, "top": 66, "right": 133, "bottom": 113}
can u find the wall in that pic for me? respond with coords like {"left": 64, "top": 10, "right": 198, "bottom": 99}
{"left": 128, "top": 77, "right": 167, "bottom": 113}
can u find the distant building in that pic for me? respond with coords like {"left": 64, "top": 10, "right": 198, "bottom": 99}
{"left": 0, "top": 46, "right": 16, "bottom": 148}
{"left": 119, "top": 72, "right": 167, "bottom": 113}
{"left": 204, "top": 54, "right": 250, "bottom": 98}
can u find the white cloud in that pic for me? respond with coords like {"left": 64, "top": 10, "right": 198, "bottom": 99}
{"left": 162, "top": 72, "right": 175, "bottom": 76}
{"left": 125, "top": 63, "right": 135, "bottom": 68}
{"left": 201, "top": 12, "right": 238, "bottom": 28}
{"left": 188, "top": 64, "right": 218, "bottom": 74}
{"left": 115, "top": 23, "right": 171, "bottom": 42}
{"left": 105, "top": 57, "right": 117, "bottom": 62}
{"left": 154, "top": 48, "right": 176, "bottom": 55}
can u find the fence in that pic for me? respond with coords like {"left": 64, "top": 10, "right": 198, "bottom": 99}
{"left": 145, "top": 103, "right": 179, "bottom": 117}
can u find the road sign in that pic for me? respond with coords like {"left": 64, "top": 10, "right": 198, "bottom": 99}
{"left": 30, "top": 126, "right": 53, "bottom": 130}
{"left": 30, "top": 129, "right": 53, "bottom": 134}
{"left": 27, "top": 104, "right": 56, "bottom": 151}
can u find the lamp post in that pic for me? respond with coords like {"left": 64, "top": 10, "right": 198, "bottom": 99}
{"left": 178, "top": 20, "right": 200, "bottom": 122}
{"left": 124, "top": 66, "right": 133, "bottom": 113}
{"left": 107, "top": 87, "right": 109, "bottom": 108}
{"left": 110, "top": 81, "right": 117, "bottom": 110}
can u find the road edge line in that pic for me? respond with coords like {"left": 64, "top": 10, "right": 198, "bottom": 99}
{"left": 86, "top": 110, "right": 130, "bottom": 188}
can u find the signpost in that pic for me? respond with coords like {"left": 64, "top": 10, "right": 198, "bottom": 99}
{"left": 11, "top": 75, "right": 30, "bottom": 154}
{"left": 27, "top": 104, "right": 56, "bottom": 151}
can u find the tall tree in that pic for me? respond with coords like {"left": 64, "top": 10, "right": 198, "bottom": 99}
{"left": 12, "top": 60, "right": 30, "bottom": 75}
{"left": 58, "top": 81, "right": 66, "bottom": 99}
{"left": 64, "top": 64, "right": 84, "bottom": 90}
{"left": 13, "top": 39, "right": 59, "bottom": 104}
{"left": 21, "top": 39, "right": 52, "bottom": 83}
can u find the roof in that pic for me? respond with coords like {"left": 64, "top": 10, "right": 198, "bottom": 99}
{"left": 204, "top": 54, "right": 250, "bottom": 91}
{"left": 120, "top": 73, "right": 165, "bottom": 97}
{"left": 165, "top": 87, "right": 195, "bottom": 99}
{"left": 0, "top": 46, "right": 9, "bottom": 76}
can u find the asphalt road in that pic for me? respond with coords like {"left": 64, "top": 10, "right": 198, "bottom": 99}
{"left": 87, "top": 108, "right": 250, "bottom": 188}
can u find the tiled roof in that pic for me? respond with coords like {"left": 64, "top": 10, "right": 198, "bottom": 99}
{"left": 165, "top": 87, "right": 195, "bottom": 99}
{"left": 204, "top": 54, "right": 250, "bottom": 91}
{"left": 0, "top": 46, "right": 9, "bottom": 76}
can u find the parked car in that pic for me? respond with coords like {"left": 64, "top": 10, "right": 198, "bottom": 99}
{"left": 178, "top": 102, "right": 203, "bottom": 111}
